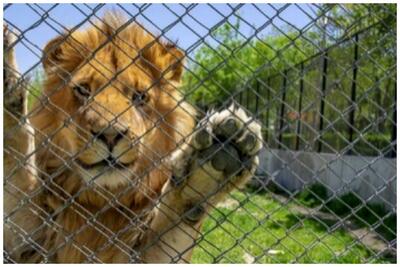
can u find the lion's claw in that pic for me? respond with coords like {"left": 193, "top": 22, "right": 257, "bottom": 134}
{"left": 215, "top": 117, "right": 241, "bottom": 138}
{"left": 183, "top": 204, "right": 206, "bottom": 223}
{"left": 193, "top": 128, "right": 212, "bottom": 149}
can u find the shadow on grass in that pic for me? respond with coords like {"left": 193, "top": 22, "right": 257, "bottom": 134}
{"left": 292, "top": 183, "right": 396, "bottom": 243}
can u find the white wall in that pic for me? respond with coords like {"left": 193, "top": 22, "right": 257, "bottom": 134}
{"left": 255, "top": 148, "right": 396, "bottom": 210}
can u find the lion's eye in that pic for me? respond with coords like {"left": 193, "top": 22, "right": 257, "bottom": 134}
{"left": 132, "top": 91, "right": 149, "bottom": 106}
{"left": 73, "top": 83, "right": 91, "bottom": 99}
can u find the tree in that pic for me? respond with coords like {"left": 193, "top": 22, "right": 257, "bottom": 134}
{"left": 182, "top": 17, "right": 315, "bottom": 109}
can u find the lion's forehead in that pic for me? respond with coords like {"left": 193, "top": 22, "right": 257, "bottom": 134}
{"left": 70, "top": 27, "right": 156, "bottom": 85}
{"left": 75, "top": 53, "right": 153, "bottom": 92}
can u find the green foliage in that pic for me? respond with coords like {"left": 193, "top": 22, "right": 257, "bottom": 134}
{"left": 322, "top": 132, "right": 392, "bottom": 156}
{"left": 182, "top": 4, "right": 396, "bottom": 110}
{"left": 27, "top": 70, "right": 43, "bottom": 109}
{"left": 281, "top": 132, "right": 392, "bottom": 157}
{"left": 181, "top": 18, "right": 314, "bottom": 108}
{"left": 321, "top": 4, "right": 396, "bottom": 39}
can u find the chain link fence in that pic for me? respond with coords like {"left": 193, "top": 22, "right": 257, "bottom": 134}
{"left": 3, "top": 3, "right": 396, "bottom": 263}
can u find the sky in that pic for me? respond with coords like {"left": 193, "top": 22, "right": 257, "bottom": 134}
{"left": 4, "top": 3, "right": 319, "bottom": 74}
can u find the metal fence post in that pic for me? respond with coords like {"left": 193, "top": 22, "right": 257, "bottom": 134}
{"left": 317, "top": 52, "right": 328, "bottom": 153}
{"left": 347, "top": 34, "right": 359, "bottom": 155}
{"left": 278, "top": 70, "right": 288, "bottom": 149}
{"left": 295, "top": 63, "right": 304, "bottom": 151}
{"left": 265, "top": 77, "right": 271, "bottom": 143}
{"left": 391, "top": 82, "right": 397, "bottom": 158}
{"left": 255, "top": 80, "right": 260, "bottom": 114}
{"left": 246, "top": 84, "right": 250, "bottom": 110}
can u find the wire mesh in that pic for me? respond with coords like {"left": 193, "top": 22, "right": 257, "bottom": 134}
{"left": 3, "top": 3, "right": 397, "bottom": 263}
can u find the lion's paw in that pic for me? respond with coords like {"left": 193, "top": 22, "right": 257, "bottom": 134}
{"left": 168, "top": 105, "right": 262, "bottom": 205}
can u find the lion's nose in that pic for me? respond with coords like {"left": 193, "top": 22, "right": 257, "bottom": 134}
{"left": 91, "top": 129, "right": 128, "bottom": 151}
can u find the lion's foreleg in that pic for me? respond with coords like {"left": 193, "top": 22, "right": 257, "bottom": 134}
{"left": 138, "top": 107, "right": 263, "bottom": 263}
{"left": 138, "top": 178, "right": 208, "bottom": 263}
{"left": 4, "top": 25, "right": 42, "bottom": 262}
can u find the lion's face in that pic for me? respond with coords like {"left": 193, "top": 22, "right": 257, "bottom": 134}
{"left": 67, "top": 59, "right": 154, "bottom": 187}
{"left": 35, "top": 16, "right": 195, "bottom": 188}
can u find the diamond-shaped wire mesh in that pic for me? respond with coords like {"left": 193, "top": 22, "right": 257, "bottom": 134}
{"left": 3, "top": 3, "right": 397, "bottom": 263}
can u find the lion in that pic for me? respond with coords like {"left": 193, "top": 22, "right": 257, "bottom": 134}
{"left": 3, "top": 13, "right": 262, "bottom": 263}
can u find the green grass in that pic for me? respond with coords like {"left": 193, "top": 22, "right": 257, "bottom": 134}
{"left": 191, "top": 190, "right": 394, "bottom": 263}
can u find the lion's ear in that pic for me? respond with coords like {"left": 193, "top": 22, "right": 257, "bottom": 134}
{"left": 159, "top": 43, "right": 185, "bottom": 82}
{"left": 42, "top": 35, "right": 66, "bottom": 73}
{"left": 42, "top": 34, "right": 84, "bottom": 75}
{"left": 143, "top": 42, "right": 185, "bottom": 83}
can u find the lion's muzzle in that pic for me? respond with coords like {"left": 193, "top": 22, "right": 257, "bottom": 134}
{"left": 90, "top": 128, "right": 128, "bottom": 152}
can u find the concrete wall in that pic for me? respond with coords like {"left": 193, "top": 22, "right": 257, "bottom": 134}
{"left": 255, "top": 148, "right": 396, "bottom": 210}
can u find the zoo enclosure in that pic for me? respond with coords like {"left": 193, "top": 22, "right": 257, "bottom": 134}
{"left": 237, "top": 25, "right": 396, "bottom": 157}
{"left": 237, "top": 22, "right": 396, "bottom": 158}
{"left": 3, "top": 3, "right": 397, "bottom": 263}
